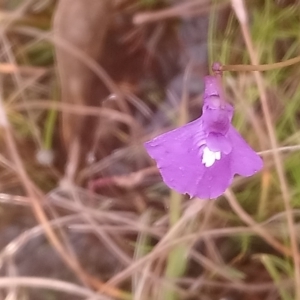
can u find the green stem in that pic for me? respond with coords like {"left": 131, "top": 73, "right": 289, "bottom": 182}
{"left": 163, "top": 191, "right": 184, "bottom": 300}
{"left": 169, "top": 191, "right": 182, "bottom": 226}
{"left": 43, "top": 84, "right": 58, "bottom": 150}
{"left": 43, "top": 103, "right": 57, "bottom": 149}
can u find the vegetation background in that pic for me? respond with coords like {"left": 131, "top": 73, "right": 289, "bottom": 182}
{"left": 0, "top": 0, "right": 300, "bottom": 299}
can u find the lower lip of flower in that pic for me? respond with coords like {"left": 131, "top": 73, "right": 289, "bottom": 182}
{"left": 202, "top": 146, "right": 221, "bottom": 167}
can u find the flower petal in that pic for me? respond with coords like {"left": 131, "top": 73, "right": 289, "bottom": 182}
{"left": 204, "top": 76, "right": 219, "bottom": 99}
{"left": 144, "top": 118, "right": 207, "bottom": 197}
{"left": 202, "top": 107, "right": 232, "bottom": 135}
{"left": 194, "top": 153, "right": 233, "bottom": 199}
{"left": 206, "top": 133, "right": 232, "bottom": 154}
{"left": 228, "top": 126, "right": 263, "bottom": 176}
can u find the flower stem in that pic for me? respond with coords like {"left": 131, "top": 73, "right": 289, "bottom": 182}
{"left": 43, "top": 102, "right": 57, "bottom": 150}
{"left": 169, "top": 191, "right": 182, "bottom": 226}
{"left": 221, "top": 54, "right": 300, "bottom": 72}
{"left": 163, "top": 191, "right": 186, "bottom": 300}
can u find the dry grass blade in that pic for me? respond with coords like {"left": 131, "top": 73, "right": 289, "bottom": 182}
{"left": 12, "top": 100, "right": 140, "bottom": 132}
{"left": 133, "top": 0, "right": 228, "bottom": 24}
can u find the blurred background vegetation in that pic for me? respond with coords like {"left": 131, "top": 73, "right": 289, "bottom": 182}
{"left": 1, "top": 0, "right": 300, "bottom": 299}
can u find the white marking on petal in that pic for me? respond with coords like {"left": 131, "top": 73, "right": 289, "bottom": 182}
{"left": 202, "top": 146, "right": 221, "bottom": 167}
{"left": 215, "top": 151, "right": 221, "bottom": 160}
{"left": 202, "top": 147, "right": 215, "bottom": 167}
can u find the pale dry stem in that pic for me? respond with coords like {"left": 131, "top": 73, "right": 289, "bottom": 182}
{"left": 12, "top": 101, "right": 140, "bottom": 135}
{"left": 133, "top": 0, "right": 227, "bottom": 25}
{"left": 0, "top": 277, "right": 110, "bottom": 300}
{"left": 0, "top": 63, "right": 46, "bottom": 75}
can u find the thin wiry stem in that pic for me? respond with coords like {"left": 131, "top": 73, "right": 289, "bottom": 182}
{"left": 133, "top": 0, "right": 226, "bottom": 24}
{"left": 222, "top": 54, "right": 300, "bottom": 72}
{"left": 12, "top": 101, "right": 139, "bottom": 133}
{"left": 231, "top": 1, "right": 300, "bottom": 298}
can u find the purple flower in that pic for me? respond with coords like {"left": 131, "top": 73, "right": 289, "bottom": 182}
{"left": 144, "top": 76, "right": 263, "bottom": 199}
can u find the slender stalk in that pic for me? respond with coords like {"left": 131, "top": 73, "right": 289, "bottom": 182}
{"left": 43, "top": 86, "right": 58, "bottom": 150}
{"left": 221, "top": 55, "right": 300, "bottom": 72}
{"left": 169, "top": 191, "right": 182, "bottom": 227}
{"left": 163, "top": 191, "right": 184, "bottom": 300}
